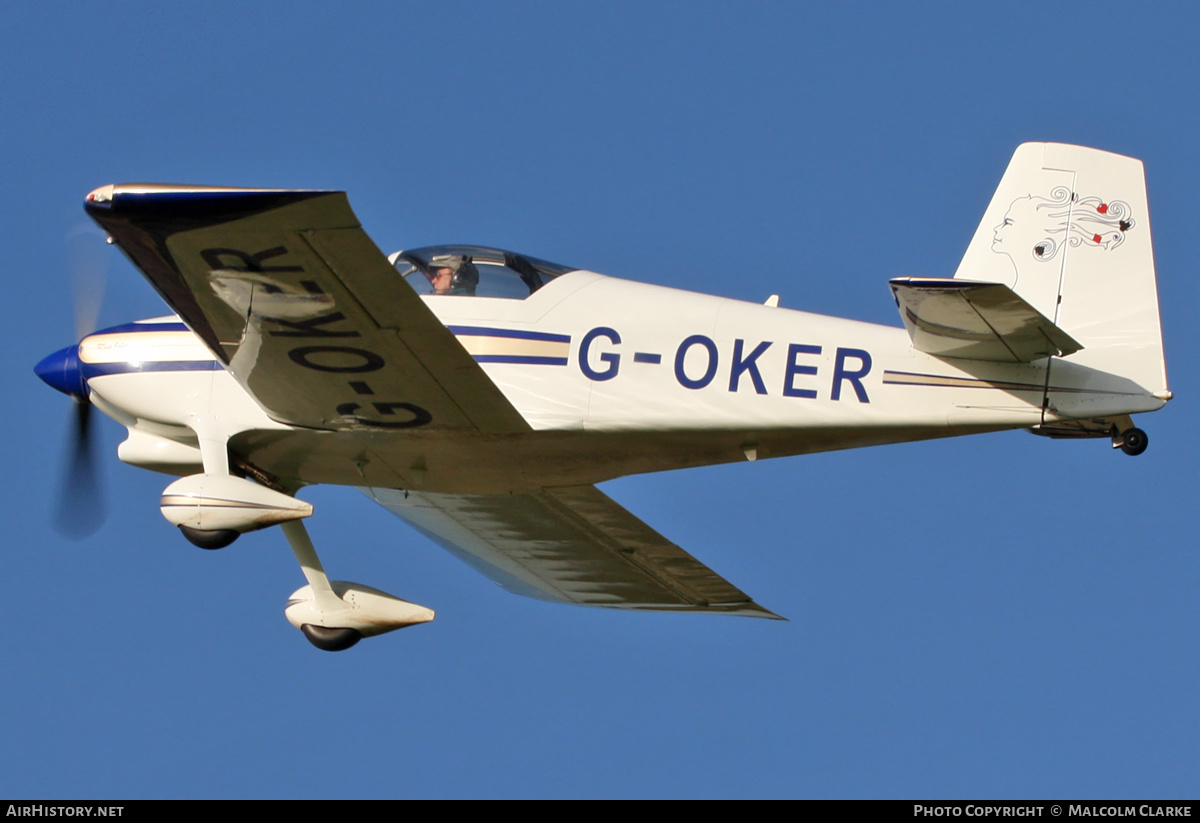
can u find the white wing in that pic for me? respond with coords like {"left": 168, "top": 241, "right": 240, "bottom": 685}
{"left": 367, "top": 485, "right": 780, "bottom": 618}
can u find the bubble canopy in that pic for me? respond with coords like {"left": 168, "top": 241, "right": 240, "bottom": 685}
{"left": 390, "top": 245, "right": 578, "bottom": 299}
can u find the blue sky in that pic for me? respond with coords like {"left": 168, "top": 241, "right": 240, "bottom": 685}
{"left": 4, "top": 2, "right": 1199, "bottom": 798}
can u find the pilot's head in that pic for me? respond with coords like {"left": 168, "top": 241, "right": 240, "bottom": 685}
{"left": 427, "top": 255, "right": 479, "bottom": 295}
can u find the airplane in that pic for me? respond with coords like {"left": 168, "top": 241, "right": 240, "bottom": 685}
{"left": 35, "top": 143, "right": 1170, "bottom": 651}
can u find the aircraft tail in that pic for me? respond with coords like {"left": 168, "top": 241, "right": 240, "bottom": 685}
{"left": 952, "top": 143, "right": 1168, "bottom": 407}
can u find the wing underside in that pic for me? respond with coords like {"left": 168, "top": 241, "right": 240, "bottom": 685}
{"left": 365, "top": 485, "right": 781, "bottom": 619}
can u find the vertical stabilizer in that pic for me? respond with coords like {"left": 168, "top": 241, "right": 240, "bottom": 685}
{"left": 954, "top": 143, "right": 1167, "bottom": 403}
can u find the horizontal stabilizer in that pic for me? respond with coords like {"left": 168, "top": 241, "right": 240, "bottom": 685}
{"left": 889, "top": 277, "right": 1082, "bottom": 363}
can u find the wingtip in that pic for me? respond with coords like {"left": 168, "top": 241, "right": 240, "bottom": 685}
{"left": 718, "top": 601, "right": 786, "bottom": 620}
{"left": 84, "top": 184, "right": 114, "bottom": 209}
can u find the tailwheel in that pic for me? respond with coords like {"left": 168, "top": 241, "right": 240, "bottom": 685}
{"left": 1119, "top": 427, "right": 1148, "bottom": 456}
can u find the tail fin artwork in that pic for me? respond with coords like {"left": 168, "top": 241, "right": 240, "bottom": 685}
{"left": 953, "top": 143, "right": 1168, "bottom": 410}
{"left": 890, "top": 144, "right": 1169, "bottom": 447}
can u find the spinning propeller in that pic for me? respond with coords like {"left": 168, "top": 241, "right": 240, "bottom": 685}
{"left": 35, "top": 226, "right": 110, "bottom": 538}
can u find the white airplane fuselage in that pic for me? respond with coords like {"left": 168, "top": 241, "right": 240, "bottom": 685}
{"left": 72, "top": 269, "right": 1165, "bottom": 497}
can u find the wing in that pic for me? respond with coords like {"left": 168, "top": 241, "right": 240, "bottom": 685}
{"left": 365, "top": 484, "right": 782, "bottom": 619}
{"left": 85, "top": 184, "right": 528, "bottom": 433}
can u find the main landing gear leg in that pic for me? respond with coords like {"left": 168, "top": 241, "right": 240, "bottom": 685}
{"left": 279, "top": 520, "right": 363, "bottom": 651}
{"left": 178, "top": 425, "right": 241, "bottom": 549}
{"left": 164, "top": 423, "right": 314, "bottom": 550}
{"left": 278, "top": 519, "right": 436, "bottom": 651}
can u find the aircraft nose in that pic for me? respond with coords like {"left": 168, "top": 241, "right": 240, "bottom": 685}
{"left": 35, "top": 344, "right": 87, "bottom": 398}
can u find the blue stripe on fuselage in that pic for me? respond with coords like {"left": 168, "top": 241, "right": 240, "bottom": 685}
{"left": 447, "top": 325, "right": 571, "bottom": 343}
{"left": 92, "top": 321, "right": 190, "bottom": 335}
{"left": 81, "top": 360, "right": 221, "bottom": 379}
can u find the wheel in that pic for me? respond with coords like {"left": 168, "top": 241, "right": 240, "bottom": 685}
{"left": 1120, "top": 427, "right": 1148, "bottom": 456}
{"left": 301, "top": 624, "right": 363, "bottom": 651}
{"left": 179, "top": 525, "right": 240, "bottom": 549}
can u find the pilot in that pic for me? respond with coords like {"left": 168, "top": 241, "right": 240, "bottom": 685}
{"left": 426, "top": 255, "right": 479, "bottom": 296}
